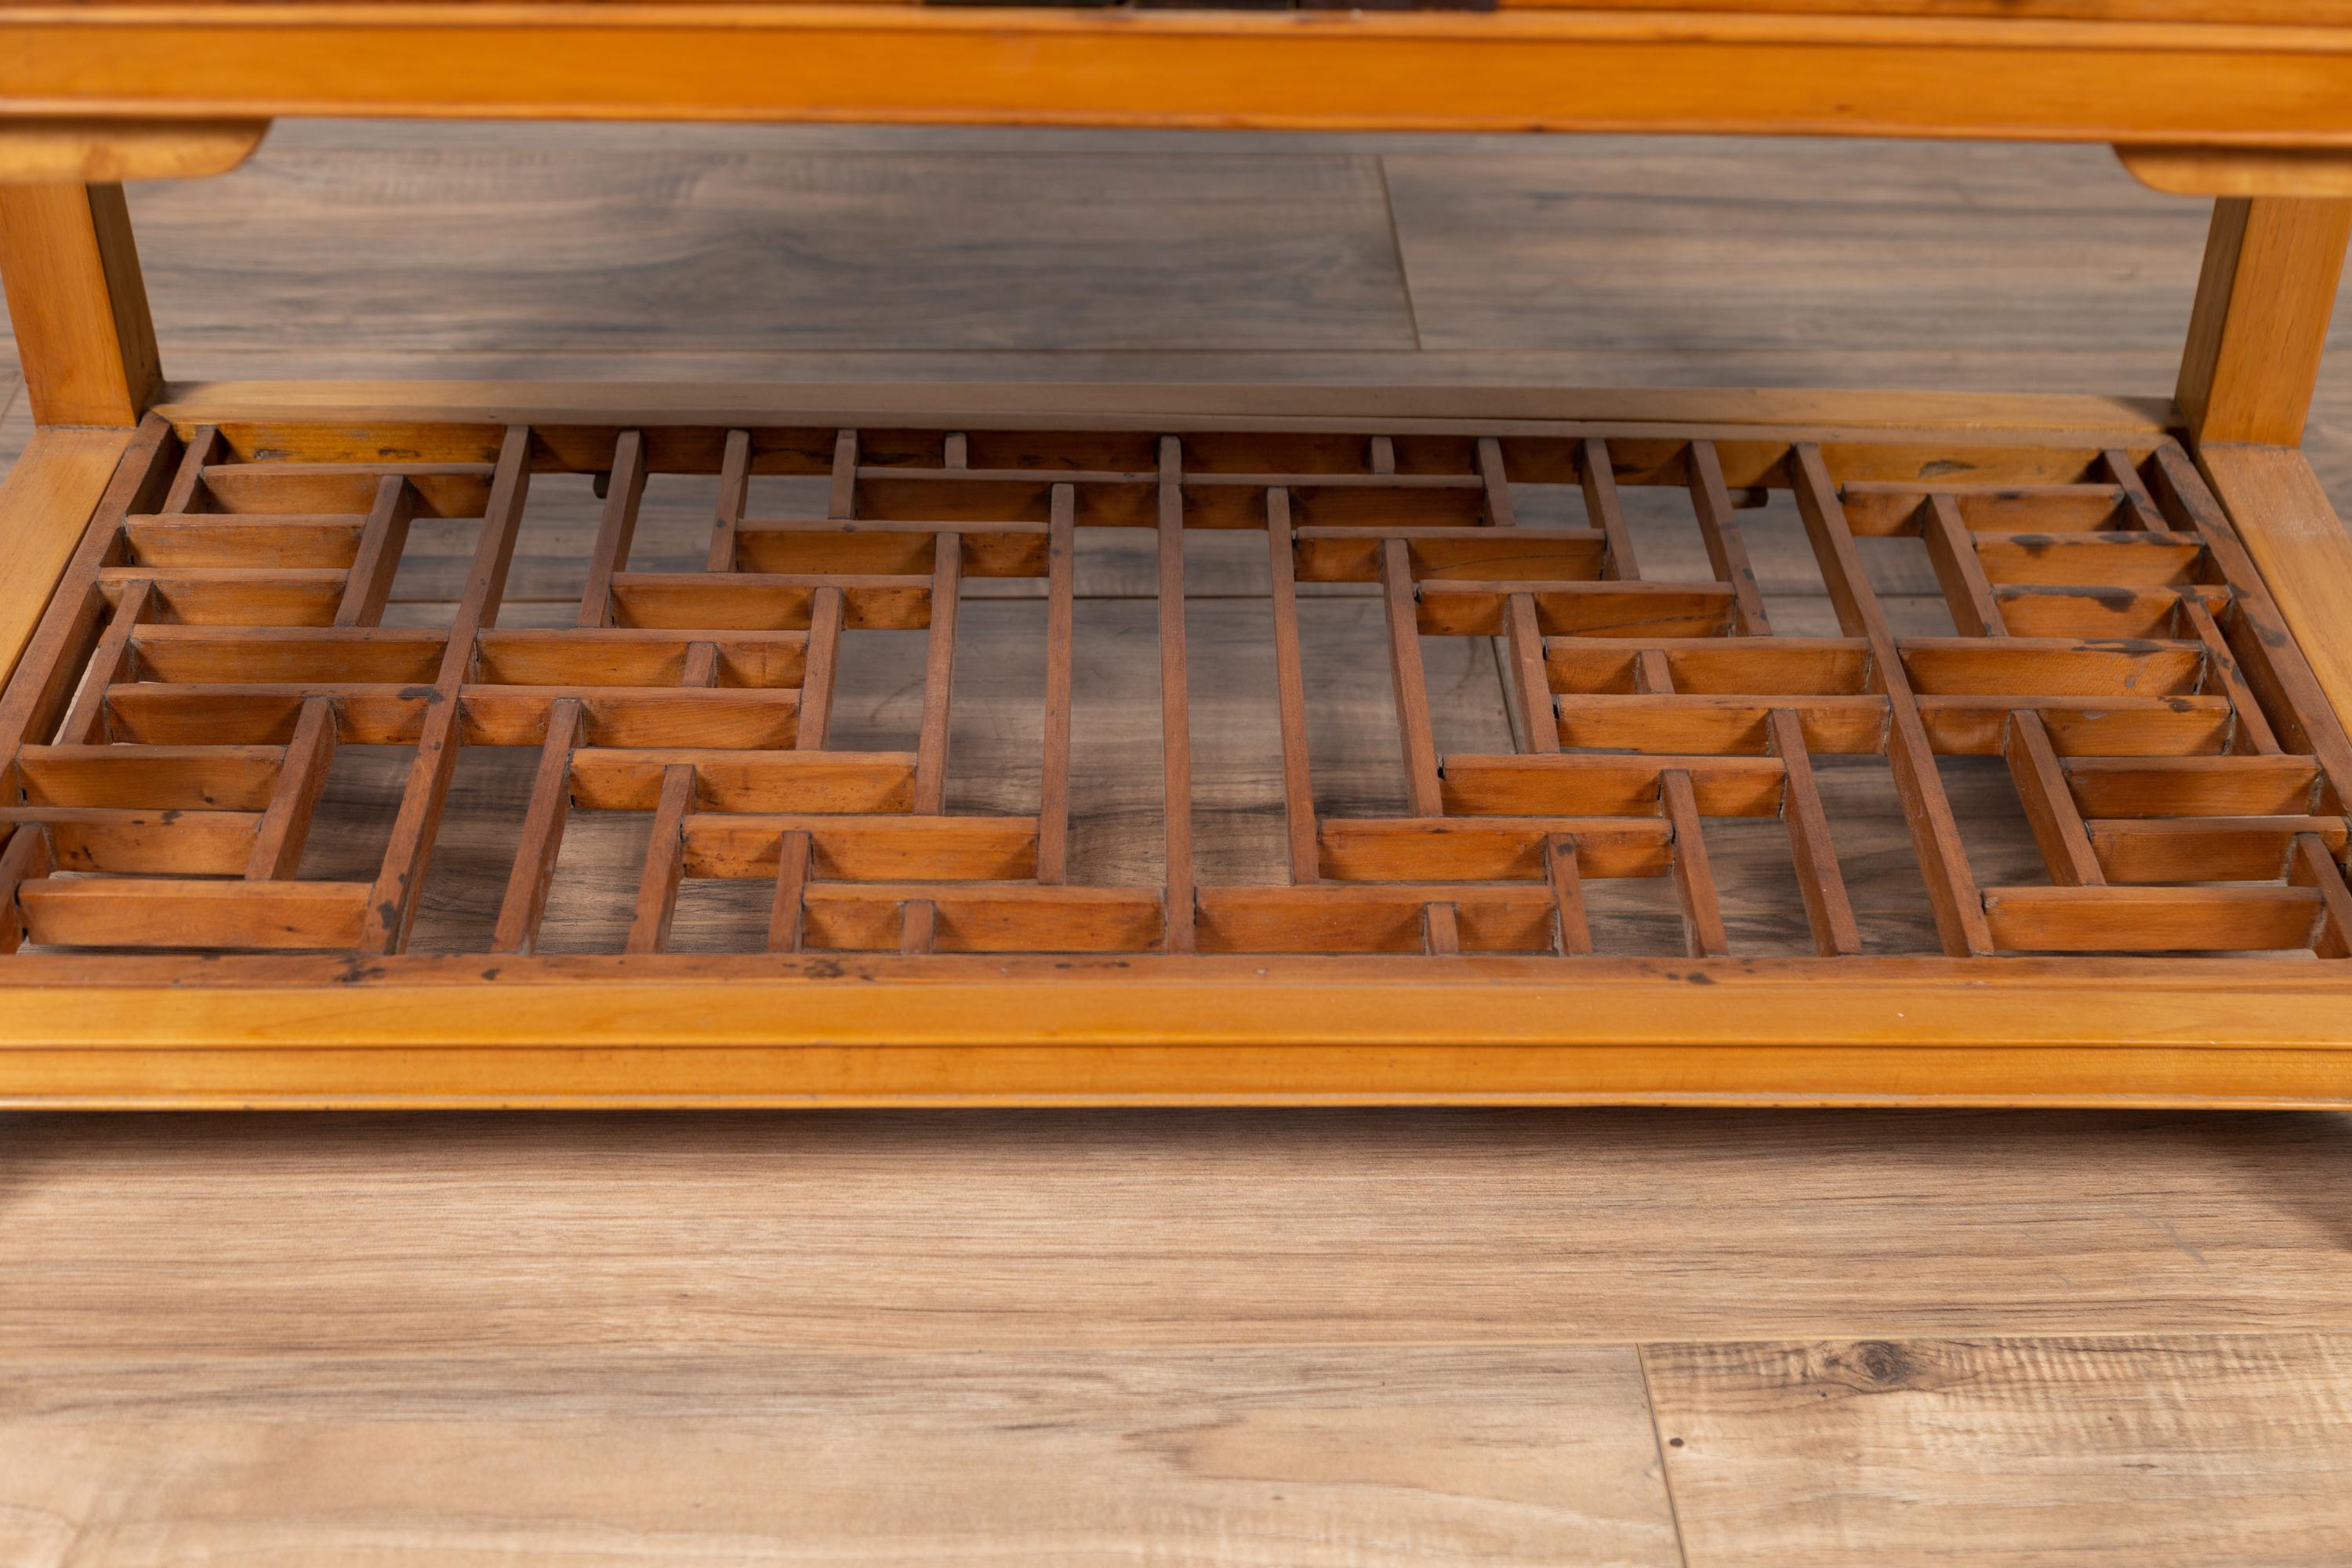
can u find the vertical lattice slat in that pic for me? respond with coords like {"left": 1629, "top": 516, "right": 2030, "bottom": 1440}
{"left": 828, "top": 428, "right": 858, "bottom": 521}
{"left": 1687, "top": 439, "right": 1857, "bottom": 954}
{"left": 902, "top": 532, "right": 961, "bottom": 957}
{"left": 800, "top": 587, "right": 844, "bottom": 753}
{"left": 160, "top": 426, "right": 217, "bottom": 514}
{"left": 1582, "top": 437, "right": 1637, "bottom": 579}
{"left": 1374, "top": 441, "right": 1456, "bottom": 953}
{"left": 1660, "top": 767, "right": 1730, "bottom": 956}
{"left": 770, "top": 425, "right": 867, "bottom": 949}
{"left": 625, "top": 641, "right": 716, "bottom": 954}
{"left": 577, "top": 431, "right": 649, "bottom": 630}
{"left": 1686, "top": 441, "right": 1769, "bottom": 633}
{"left": 492, "top": 699, "right": 583, "bottom": 956}
{"left": 913, "top": 534, "right": 960, "bottom": 815}
{"left": 361, "top": 423, "right": 534, "bottom": 954}
{"left": 2181, "top": 597, "right": 2278, "bottom": 755}
{"left": 1543, "top": 831, "right": 1592, "bottom": 955}
{"left": 56, "top": 579, "right": 145, "bottom": 744}
{"left": 1923, "top": 489, "right": 2107, "bottom": 889}
{"left": 1481, "top": 437, "right": 1557, "bottom": 757}
{"left": 1789, "top": 441, "right": 1994, "bottom": 956}
{"left": 799, "top": 428, "right": 851, "bottom": 746}
{"left": 900, "top": 896, "right": 937, "bottom": 956}
{"left": 1766, "top": 708, "right": 1862, "bottom": 956}
{"left": 2005, "top": 708, "right": 2106, "bottom": 887}
{"left": 1036, "top": 481, "right": 1076, "bottom": 884}
{"left": 336, "top": 474, "right": 415, "bottom": 627}
{"left": 709, "top": 427, "right": 750, "bottom": 572}
{"left": 1157, "top": 435, "right": 1196, "bottom": 950}
{"left": 1381, "top": 535, "right": 1443, "bottom": 816}
{"left": 1921, "top": 492, "right": 2004, "bottom": 638}
{"left": 1265, "top": 485, "right": 1319, "bottom": 882}
{"left": 768, "top": 828, "right": 813, "bottom": 953}
{"left": 244, "top": 697, "right": 334, "bottom": 880}
{"left": 493, "top": 428, "right": 647, "bottom": 955}
{"left": 626, "top": 760, "right": 698, "bottom": 954}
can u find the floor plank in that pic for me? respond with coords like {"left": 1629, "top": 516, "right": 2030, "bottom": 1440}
{"left": 1, "top": 1110, "right": 2347, "bottom": 1359}
{"left": 1645, "top": 1332, "right": 2352, "bottom": 1567}
{"left": 114, "top": 143, "right": 1417, "bottom": 355}
{"left": 0, "top": 1345, "right": 1680, "bottom": 1568}
{"left": 1382, "top": 140, "right": 2224, "bottom": 358}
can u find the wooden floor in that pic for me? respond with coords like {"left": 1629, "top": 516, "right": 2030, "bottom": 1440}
{"left": 4, "top": 125, "right": 2352, "bottom": 1565}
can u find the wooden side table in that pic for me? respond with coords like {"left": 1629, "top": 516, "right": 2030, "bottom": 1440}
{"left": 1, "top": 2, "right": 2350, "bottom": 1109}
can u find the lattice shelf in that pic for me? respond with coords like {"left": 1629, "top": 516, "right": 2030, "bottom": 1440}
{"left": 2, "top": 406, "right": 2347, "bottom": 969}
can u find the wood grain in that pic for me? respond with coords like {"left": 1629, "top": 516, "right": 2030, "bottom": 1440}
{"left": 0, "top": 1344, "right": 1680, "bottom": 1568}
{"left": 153, "top": 368, "right": 2175, "bottom": 434}
{"left": 0, "top": 116, "right": 267, "bottom": 184}
{"left": 0, "top": 181, "right": 159, "bottom": 426}
{"left": 2196, "top": 445, "right": 2352, "bottom": 757}
{"left": 1647, "top": 1333, "right": 2352, "bottom": 1567}
{"left": 18, "top": 4, "right": 2352, "bottom": 144}
{"left": 2120, "top": 144, "right": 2352, "bottom": 198}
{"left": 2, "top": 1109, "right": 2350, "bottom": 1356}
{"left": 0, "top": 400, "right": 2342, "bottom": 1049}
{"left": 5, "top": 119, "right": 2352, "bottom": 1565}
{"left": 0, "top": 426, "right": 132, "bottom": 694}
{"left": 27, "top": 511, "right": 2317, "bottom": 976}
{"left": 1384, "top": 140, "right": 2212, "bottom": 358}
{"left": 121, "top": 146, "right": 1415, "bottom": 355}
{"left": 2177, "top": 197, "right": 2352, "bottom": 445}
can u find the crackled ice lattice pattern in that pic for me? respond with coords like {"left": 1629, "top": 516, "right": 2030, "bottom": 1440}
{"left": 0, "top": 412, "right": 2346, "bottom": 962}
